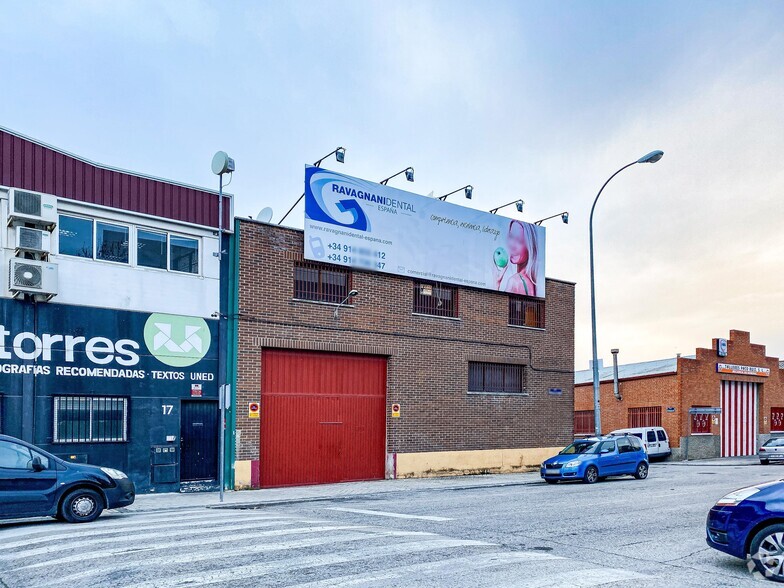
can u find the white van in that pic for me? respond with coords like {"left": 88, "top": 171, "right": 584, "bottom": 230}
{"left": 609, "top": 427, "right": 671, "bottom": 459}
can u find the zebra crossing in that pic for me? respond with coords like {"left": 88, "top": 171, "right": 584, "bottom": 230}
{"left": 0, "top": 507, "right": 651, "bottom": 587}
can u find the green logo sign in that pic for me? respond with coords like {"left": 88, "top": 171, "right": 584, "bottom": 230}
{"left": 143, "top": 314, "right": 211, "bottom": 367}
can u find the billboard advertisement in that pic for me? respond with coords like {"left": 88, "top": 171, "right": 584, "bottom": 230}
{"left": 303, "top": 166, "right": 546, "bottom": 297}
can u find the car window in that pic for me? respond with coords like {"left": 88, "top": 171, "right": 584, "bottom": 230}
{"left": 617, "top": 438, "right": 633, "bottom": 453}
{"left": 0, "top": 441, "right": 34, "bottom": 470}
{"left": 632, "top": 433, "right": 643, "bottom": 440}
{"left": 560, "top": 442, "right": 597, "bottom": 454}
{"left": 764, "top": 438, "right": 784, "bottom": 447}
{"left": 647, "top": 431, "right": 657, "bottom": 443}
{"left": 31, "top": 449, "right": 50, "bottom": 469}
{"left": 629, "top": 436, "right": 643, "bottom": 450}
{"left": 656, "top": 430, "right": 667, "bottom": 442}
{"left": 595, "top": 440, "right": 616, "bottom": 454}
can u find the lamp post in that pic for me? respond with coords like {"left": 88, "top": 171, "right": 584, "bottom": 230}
{"left": 590, "top": 150, "right": 663, "bottom": 436}
{"left": 489, "top": 199, "right": 524, "bottom": 214}
{"left": 380, "top": 167, "right": 414, "bottom": 185}
{"left": 277, "top": 147, "right": 345, "bottom": 225}
{"left": 438, "top": 185, "right": 473, "bottom": 201}
{"left": 534, "top": 211, "right": 569, "bottom": 226}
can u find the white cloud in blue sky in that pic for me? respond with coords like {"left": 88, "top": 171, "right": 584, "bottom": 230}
{"left": 2, "top": 0, "right": 783, "bottom": 366}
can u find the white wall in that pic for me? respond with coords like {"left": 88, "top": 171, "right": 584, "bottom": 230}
{"left": 0, "top": 187, "right": 221, "bottom": 319}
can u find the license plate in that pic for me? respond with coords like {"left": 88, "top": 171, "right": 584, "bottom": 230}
{"left": 545, "top": 469, "right": 560, "bottom": 475}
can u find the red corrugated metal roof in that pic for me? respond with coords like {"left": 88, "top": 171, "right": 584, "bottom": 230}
{"left": 0, "top": 126, "right": 231, "bottom": 230}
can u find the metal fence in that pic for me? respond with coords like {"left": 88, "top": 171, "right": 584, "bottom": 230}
{"left": 508, "top": 296, "right": 545, "bottom": 328}
{"left": 412, "top": 282, "right": 458, "bottom": 317}
{"left": 293, "top": 262, "right": 351, "bottom": 304}
{"left": 574, "top": 410, "right": 595, "bottom": 435}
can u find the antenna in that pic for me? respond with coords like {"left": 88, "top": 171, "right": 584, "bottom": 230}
{"left": 256, "top": 207, "right": 274, "bottom": 223}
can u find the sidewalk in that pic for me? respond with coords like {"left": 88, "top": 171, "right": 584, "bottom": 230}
{"left": 121, "top": 471, "right": 542, "bottom": 514}
{"left": 661, "top": 456, "right": 761, "bottom": 467}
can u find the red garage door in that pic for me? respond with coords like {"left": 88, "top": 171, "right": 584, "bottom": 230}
{"left": 721, "top": 381, "right": 758, "bottom": 457}
{"left": 260, "top": 350, "right": 387, "bottom": 488}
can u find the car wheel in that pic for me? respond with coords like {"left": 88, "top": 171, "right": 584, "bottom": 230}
{"left": 749, "top": 524, "right": 784, "bottom": 582}
{"left": 634, "top": 462, "right": 649, "bottom": 480}
{"left": 61, "top": 488, "right": 104, "bottom": 523}
{"left": 761, "top": 460, "right": 770, "bottom": 465}
{"left": 583, "top": 465, "right": 599, "bottom": 484}
{"left": 544, "top": 479, "right": 558, "bottom": 485}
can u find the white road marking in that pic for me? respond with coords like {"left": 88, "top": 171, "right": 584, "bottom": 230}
{"left": 289, "top": 551, "right": 566, "bottom": 587}
{"left": 326, "top": 507, "right": 454, "bottom": 521}
{"left": 122, "top": 538, "right": 492, "bottom": 588}
{"left": 514, "top": 568, "right": 648, "bottom": 587}
{"left": 0, "top": 513, "right": 301, "bottom": 550}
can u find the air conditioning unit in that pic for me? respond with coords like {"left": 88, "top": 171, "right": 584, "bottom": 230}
{"left": 7, "top": 189, "right": 58, "bottom": 229}
{"left": 9, "top": 259, "right": 58, "bottom": 299}
{"left": 15, "top": 226, "right": 52, "bottom": 256}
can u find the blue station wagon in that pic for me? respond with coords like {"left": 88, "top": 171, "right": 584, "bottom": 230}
{"left": 541, "top": 435, "right": 649, "bottom": 484}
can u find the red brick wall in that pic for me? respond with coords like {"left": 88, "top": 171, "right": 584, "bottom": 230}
{"left": 575, "top": 330, "right": 784, "bottom": 449}
{"left": 234, "top": 220, "right": 576, "bottom": 464}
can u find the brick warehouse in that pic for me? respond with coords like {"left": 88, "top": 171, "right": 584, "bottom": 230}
{"left": 574, "top": 330, "right": 784, "bottom": 460}
{"left": 229, "top": 219, "right": 575, "bottom": 489}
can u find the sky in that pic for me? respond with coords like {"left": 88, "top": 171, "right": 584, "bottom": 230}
{"left": 2, "top": 0, "right": 783, "bottom": 368}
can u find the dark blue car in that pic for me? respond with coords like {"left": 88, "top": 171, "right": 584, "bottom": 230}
{"left": 707, "top": 480, "right": 784, "bottom": 582}
{"left": 541, "top": 435, "right": 649, "bottom": 484}
{"left": 0, "top": 434, "right": 135, "bottom": 523}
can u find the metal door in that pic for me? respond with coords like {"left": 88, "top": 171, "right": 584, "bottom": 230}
{"left": 180, "top": 400, "right": 218, "bottom": 482}
{"left": 260, "top": 350, "right": 387, "bottom": 488}
{"left": 721, "top": 381, "right": 758, "bottom": 457}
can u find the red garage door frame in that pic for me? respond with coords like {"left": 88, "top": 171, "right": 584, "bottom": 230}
{"left": 260, "top": 349, "right": 387, "bottom": 488}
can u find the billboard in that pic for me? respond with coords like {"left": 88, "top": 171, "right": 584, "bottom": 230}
{"left": 304, "top": 166, "right": 546, "bottom": 297}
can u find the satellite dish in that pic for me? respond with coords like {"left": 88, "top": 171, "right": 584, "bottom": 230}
{"left": 211, "top": 151, "right": 235, "bottom": 175}
{"left": 256, "top": 207, "right": 274, "bottom": 223}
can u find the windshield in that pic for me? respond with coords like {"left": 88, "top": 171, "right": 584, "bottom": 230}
{"left": 560, "top": 441, "right": 597, "bottom": 455}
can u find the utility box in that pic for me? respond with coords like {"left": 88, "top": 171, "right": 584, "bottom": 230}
{"left": 151, "top": 445, "right": 178, "bottom": 483}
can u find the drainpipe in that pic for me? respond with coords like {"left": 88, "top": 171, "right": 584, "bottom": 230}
{"left": 611, "top": 348, "right": 622, "bottom": 401}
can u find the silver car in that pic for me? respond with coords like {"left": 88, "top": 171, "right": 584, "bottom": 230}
{"left": 759, "top": 438, "right": 784, "bottom": 464}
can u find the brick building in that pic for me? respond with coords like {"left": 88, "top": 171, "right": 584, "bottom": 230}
{"left": 228, "top": 220, "right": 575, "bottom": 488}
{"left": 574, "top": 330, "right": 784, "bottom": 460}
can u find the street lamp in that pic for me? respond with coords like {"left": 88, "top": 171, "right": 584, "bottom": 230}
{"left": 590, "top": 150, "right": 663, "bottom": 436}
{"left": 380, "top": 167, "right": 414, "bottom": 185}
{"left": 534, "top": 211, "right": 569, "bottom": 226}
{"left": 438, "top": 185, "right": 473, "bottom": 201}
{"left": 489, "top": 199, "right": 524, "bottom": 214}
{"left": 277, "top": 146, "right": 346, "bottom": 225}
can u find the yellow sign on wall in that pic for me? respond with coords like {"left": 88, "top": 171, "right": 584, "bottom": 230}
{"left": 248, "top": 402, "right": 260, "bottom": 419}
{"left": 391, "top": 403, "right": 401, "bottom": 418}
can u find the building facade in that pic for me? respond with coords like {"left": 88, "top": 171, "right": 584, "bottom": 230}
{"left": 229, "top": 219, "right": 575, "bottom": 489}
{"left": 574, "top": 330, "right": 784, "bottom": 459}
{"left": 0, "top": 127, "right": 231, "bottom": 492}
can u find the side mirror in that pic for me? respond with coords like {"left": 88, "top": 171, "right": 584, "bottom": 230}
{"left": 31, "top": 456, "right": 45, "bottom": 472}
{"left": 601, "top": 448, "right": 613, "bottom": 455}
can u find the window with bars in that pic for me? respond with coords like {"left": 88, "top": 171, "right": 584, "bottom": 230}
{"left": 691, "top": 407, "right": 712, "bottom": 434}
{"left": 508, "top": 296, "right": 545, "bottom": 329}
{"left": 412, "top": 282, "right": 458, "bottom": 318}
{"left": 53, "top": 396, "right": 129, "bottom": 443}
{"left": 574, "top": 410, "right": 595, "bottom": 435}
{"left": 468, "top": 362, "right": 526, "bottom": 394}
{"left": 627, "top": 406, "right": 662, "bottom": 428}
{"left": 293, "top": 262, "right": 351, "bottom": 304}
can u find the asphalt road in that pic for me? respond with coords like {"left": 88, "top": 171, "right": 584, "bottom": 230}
{"left": 1, "top": 462, "right": 781, "bottom": 587}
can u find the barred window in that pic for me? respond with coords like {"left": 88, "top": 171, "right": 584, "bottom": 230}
{"left": 53, "top": 396, "right": 128, "bottom": 443}
{"left": 509, "top": 296, "right": 545, "bottom": 328}
{"left": 628, "top": 406, "right": 662, "bottom": 428}
{"left": 413, "top": 282, "right": 458, "bottom": 318}
{"left": 468, "top": 362, "right": 526, "bottom": 394}
{"left": 294, "top": 262, "right": 350, "bottom": 304}
{"left": 574, "top": 410, "right": 595, "bottom": 435}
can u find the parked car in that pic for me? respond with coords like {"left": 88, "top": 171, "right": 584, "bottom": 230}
{"left": 759, "top": 438, "right": 784, "bottom": 464}
{"left": 0, "top": 434, "right": 135, "bottom": 523}
{"left": 609, "top": 427, "right": 671, "bottom": 459}
{"left": 707, "top": 480, "right": 784, "bottom": 582}
{"left": 541, "top": 435, "right": 649, "bottom": 484}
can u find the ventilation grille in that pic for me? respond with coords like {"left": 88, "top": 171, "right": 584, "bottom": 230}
{"left": 18, "top": 227, "right": 43, "bottom": 251}
{"left": 12, "top": 263, "right": 43, "bottom": 289}
{"left": 12, "top": 190, "right": 42, "bottom": 217}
